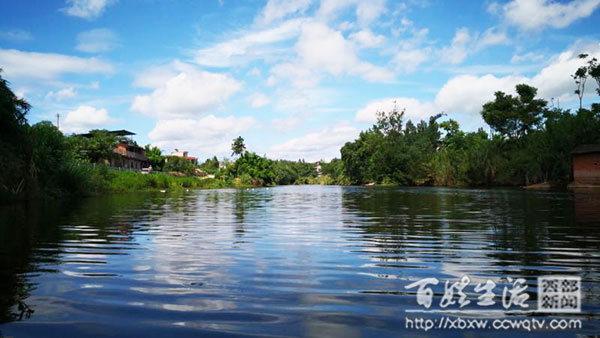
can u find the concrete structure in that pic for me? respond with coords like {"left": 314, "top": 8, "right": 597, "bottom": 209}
{"left": 80, "top": 130, "right": 149, "bottom": 170}
{"left": 571, "top": 144, "right": 600, "bottom": 185}
{"left": 111, "top": 140, "right": 149, "bottom": 170}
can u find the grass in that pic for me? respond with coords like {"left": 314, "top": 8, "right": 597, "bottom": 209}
{"left": 109, "top": 171, "right": 229, "bottom": 192}
{"left": 46, "top": 165, "right": 344, "bottom": 199}
{"left": 76, "top": 166, "right": 231, "bottom": 195}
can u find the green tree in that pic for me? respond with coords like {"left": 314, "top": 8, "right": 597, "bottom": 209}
{"left": 319, "top": 158, "right": 345, "bottom": 183}
{"left": 227, "top": 152, "right": 275, "bottom": 186}
{"left": 68, "top": 130, "right": 118, "bottom": 164}
{"left": 591, "top": 59, "right": 600, "bottom": 96}
{"left": 0, "top": 69, "right": 31, "bottom": 199}
{"left": 272, "top": 160, "right": 318, "bottom": 185}
{"left": 231, "top": 136, "right": 246, "bottom": 156}
{"left": 341, "top": 108, "right": 443, "bottom": 185}
{"left": 579, "top": 54, "right": 600, "bottom": 96}
{"left": 572, "top": 54, "right": 589, "bottom": 110}
{"left": 163, "top": 156, "right": 196, "bottom": 175}
{"left": 144, "top": 145, "right": 165, "bottom": 170}
{"left": 373, "top": 105, "right": 405, "bottom": 136}
{"left": 30, "top": 121, "right": 69, "bottom": 191}
{"left": 481, "top": 84, "right": 547, "bottom": 138}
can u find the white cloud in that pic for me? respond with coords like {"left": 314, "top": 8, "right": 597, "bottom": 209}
{"left": 316, "top": 0, "right": 355, "bottom": 20}
{"left": 511, "top": 51, "right": 545, "bottom": 64}
{"left": 387, "top": 18, "right": 432, "bottom": 73}
{"left": 349, "top": 29, "right": 385, "bottom": 48}
{"left": 477, "top": 27, "right": 509, "bottom": 48}
{"left": 439, "top": 27, "right": 509, "bottom": 65}
{"left": 0, "top": 29, "right": 33, "bottom": 42}
{"left": 247, "top": 67, "right": 261, "bottom": 77}
{"left": 271, "top": 116, "right": 302, "bottom": 132}
{"left": 46, "top": 87, "right": 77, "bottom": 101}
{"left": 76, "top": 28, "right": 118, "bottom": 53}
{"left": 269, "top": 88, "right": 343, "bottom": 117}
{"left": 268, "top": 22, "right": 394, "bottom": 88}
{"left": 61, "top": 105, "right": 117, "bottom": 134}
{"left": 392, "top": 48, "right": 430, "bottom": 73}
{"left": 250, "top": 92, "right": 270, "bottom": 108}
{"left": 61, "top": 0, "right": 115, "bottom": 19}
{"left": 256, "top": 0, "right": 313, "bottom": 25}
{"left": 269, "top": 122, "right": 359, "bottom": 161}
{"left": 356, "top": 0, "right": 387, "bottom": 27}
{"left": 352, "top": 41, "right": 600, "bottom": 134}
{"left": 293, "top": 21, "right": 392, "bottom": 82}
{"left": 317, "top": 0, "right": 387, "bottom": 27}
{"left": 532, "top": 42, "right": 600, "bottom": 100}
{"left": 435, "top": 41, "right": 600, "bottom": 114}
{"left": 435, "top": 74, "right": 527, "bottom": 115}
{"left": 338, "top": 21, "right": 355, "bottom": 31}
{"left": 133, "top": 60, "right": 197, "bottom": 89}
{"left": 440, "top": 28, "right": 472, "bottom": 64}
{"left": 444, "top": 63, "right": 541, "bottom": 75}
{"left": 0, "top": 48, "right": 113, "bottom": 81}
{"left": 355, "top": 97, "right": 439, "bottom": 124}
{"left": 131, "top": 65, "right": 242, "bottom": 119}
{"left": 148, "top": 115, "right": 259, "bottom": 158}
{"left": 492, "top": 0, "right": 600, "bottom": 31}
{"left": 269, "top": 61, "right": 321, "bottom": 88}
{"left": 271, "top": 87, "right": 337, "bottom": 114}
{"left": 194, "top": 18, "right": 304, "bottom": 67}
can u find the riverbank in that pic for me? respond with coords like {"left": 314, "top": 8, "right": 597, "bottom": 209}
{"left": 62, "top": 167, "right": 340, "bottom": 196}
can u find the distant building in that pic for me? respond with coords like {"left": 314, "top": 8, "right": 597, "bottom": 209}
{"left": 80, "top": 130, "right": 149, "bottom": 170}
{"left": 571, "top": 144, "right": 600, "bottom": 185}
{"left": 170, "top": 149, "right": 198, "bottom": 165}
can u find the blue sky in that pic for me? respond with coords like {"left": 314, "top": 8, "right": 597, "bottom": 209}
{"left": 1, "top": 0, "right": 599, "bottom": 161}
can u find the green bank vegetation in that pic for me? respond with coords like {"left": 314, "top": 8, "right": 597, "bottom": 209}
{"left": 1, "top": 54, "right": 599, "bottom": 202}
{"left": 340, "top": 54, "right": 600, "bottom": 187}
{"left": 0, "top": 68, "right": 330, "bottom": 202}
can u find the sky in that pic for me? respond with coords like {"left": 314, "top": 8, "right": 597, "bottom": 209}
{"left": 1, "top": 0, "right": 599, "bottom": 162}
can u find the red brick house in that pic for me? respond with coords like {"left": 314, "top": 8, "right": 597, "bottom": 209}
{"left": 571, "top": 144, "right": 600, "bottom": 185}
{"left": 80, "top": 130, "right": 149, "bottom": 170}
{"left": 170, "top": 149, "right": 198, "bottom": 165}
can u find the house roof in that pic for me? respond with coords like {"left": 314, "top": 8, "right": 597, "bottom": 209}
{"left": 110, "top": 129, "right": 136, "bottom": 136}
{"left": 78, "top": 129, "right": 136, "bottom": 137}
{"left": 572, "top": 144, "right": 600, "bottom": 155}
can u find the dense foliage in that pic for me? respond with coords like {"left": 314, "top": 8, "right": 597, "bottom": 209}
{"left": 2, "top": 55, "right": 599, "bottom": 202}
{"left": 225, "top": 151, "right": 276, "bottom": 186}
{"left": 68, "top": 130, "right": 118, "bottom": 164}
{"left": 1, "top": 69, "right": 32, "bottom": 200}
{"left": 341, "top": 85, "right": 600, "bottom": 187}
{"left": 231, "top": 136, "right": 246, "bottom": 156}
{"left": 144, "top": 145, "right": 165, "bottom": 170}
{"left": 163, "top": 156, "right": 197, "bottom": 175}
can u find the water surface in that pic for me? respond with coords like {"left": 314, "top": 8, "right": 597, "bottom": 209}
{"left": 1, "top": 186, "right": 599, "bottom": 337}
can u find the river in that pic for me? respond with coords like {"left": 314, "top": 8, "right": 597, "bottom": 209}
{"left": 1, "top": 185, "right": 599, "bottom": 337}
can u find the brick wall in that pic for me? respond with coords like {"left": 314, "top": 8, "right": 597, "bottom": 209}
{"left": 573, "top": 153, "right": 600, "bottom": 184}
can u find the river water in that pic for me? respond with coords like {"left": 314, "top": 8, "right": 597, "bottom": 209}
{"left": 1, "top": 185, "right": 599, "bottom": 337}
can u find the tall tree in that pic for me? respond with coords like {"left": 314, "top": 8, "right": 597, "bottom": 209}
{"left": 587, "top": 56, "right": 600, "bottom": 96}
{"left": 144, "top": 145, "right": 164, "bottom": 170}
{"left": 481, "top": 84, "right": 547, "bottom": 138}
{"left": 572, "top": 54, "right": 589, "bottom": 110}
{"left": 373, "top": 105, "right": 405, "bottom": 137}
{"left": 231, "top": 136, "right": 246, "bottom": 156}
{"left": 0, "top": 69, "right": 32, "bottom": 198}
{"left": 68, "top": 130, "right": 118, "bottom": 164}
